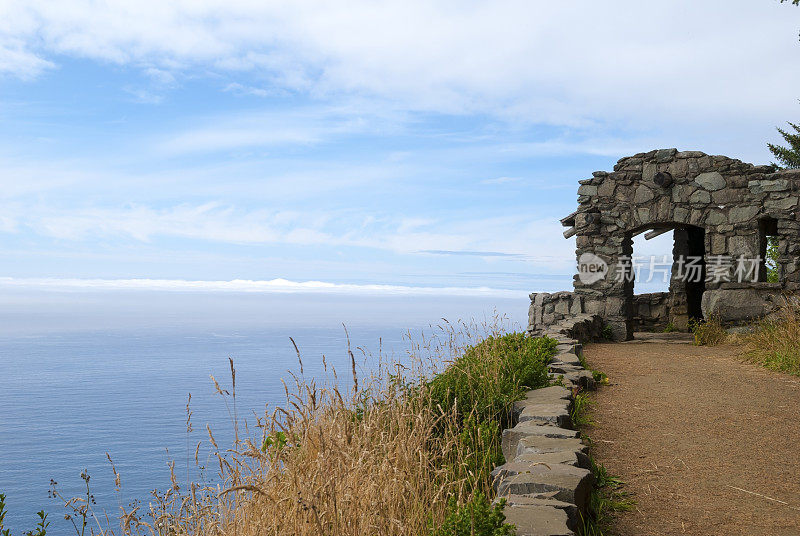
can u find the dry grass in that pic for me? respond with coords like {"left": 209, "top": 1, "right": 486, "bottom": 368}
{"left": 690, "top": 316, "right": 727, "bottom": 346}
{"left": 42, "top": 318, "right": 554, "bottom": 536}
{"left": 744, "top": 297, "right": 800, "bottom": 376}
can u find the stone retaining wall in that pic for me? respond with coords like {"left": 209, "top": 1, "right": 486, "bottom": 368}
{"left": 528, "top": 293, "right": 605, "bottom": 339}
{"left": 493, "top": 320, "right": 599, "bottom": 535}
{"left": 630, "top": 292, "right": 670, "bottom": 331}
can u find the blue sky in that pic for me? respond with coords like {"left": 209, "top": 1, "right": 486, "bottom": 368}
{"left": 1, "top": 0, "right": 799, "bottom": 300}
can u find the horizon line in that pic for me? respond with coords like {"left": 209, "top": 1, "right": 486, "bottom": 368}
{"left": 0, "top": 276, "right": 533, "bottom": 298}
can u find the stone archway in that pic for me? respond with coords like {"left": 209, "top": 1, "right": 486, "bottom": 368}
{"left": 624, "top": 223, "right": 706, "bottom": 333}
{"left": 529, "top": 149, "right": 799, "bottom": 342}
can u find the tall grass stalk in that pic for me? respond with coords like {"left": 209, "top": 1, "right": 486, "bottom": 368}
{"left": 745, "top": 298, "right": 800, "bottom": 375}
{"left": 30, "top": 317, "right": 555, "bottom": 536}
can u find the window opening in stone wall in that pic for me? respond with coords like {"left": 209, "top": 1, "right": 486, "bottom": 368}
{"left": 758, "top": 217, "right": 779, "bottom": 283}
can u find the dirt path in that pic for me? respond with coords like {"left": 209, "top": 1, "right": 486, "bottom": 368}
{"left": 584, "top": 335, "right": 800, "bottom": 536}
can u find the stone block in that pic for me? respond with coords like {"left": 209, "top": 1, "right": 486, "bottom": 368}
{"left": 689, "top": 189, "right": 711, "bottom": 204}
{"left": 500, "top": 495, "right": 580, "bottom": 533}
{"left": 701, "top": 288, "right": 781, "bottom": 323}
{"left": 672, "top": 184, "right": 691, "bottom": 203}
{"left": 694, "top": 171, "right": 726, "bottom": 190}
{"left": 765, "top": 196, "right": 798, "bottom": 211}
{"left": 559, "top": 370, "right": 597, "bottom": 390}
{"left": 729, "top": 205, "right": 759, "bottom": 224}
{"left": 634, "top": 185, "right": 654, "bottom": 203}
{"left": 518, "top": 402, "right": 572, "bottom": 427}
{"left": 705, "top": 210, "right": 727, "bottom": 226}
{"left": 501, "top": 422, "right": 580, "bottom": 461}
{"left": 656, "top": 148, "right": 677, "bottom": 162}
{"left": 554, "top": 299, "right": 570, "bottom": 315}
{"left": 673, "top": 206, "right": 689, "bottom": 222}
{"left": 501, "top": 504, "right": 574, "bottom": 536}
{"left": 676, "top": 151, "right": 705, "bottom": 158}
{"left": 710, "top": 234, "right": 726, "bottom": 255}
{"left": 517, "top": 436, "right": 588, "bottom": 457}
{"left": 604, "top": 296, "right": 625, "bottom": 316}
{"left": 749, "top": 179, "right": 790, "bottom": 193}
{"left": 513, "top": 450, "right": 590, "bottom": 469}
{"left": 712, "top": 188, "right": 743, "bottom": 205}
{"left": 668, "top": 158, "right": 688, "bottom": 176}
{"left": 548, "top": 363, "right": 584, "bottom": 375}
{"left": 554, "top": 352, "right": 582, "bottom": 367}
{"left": 728, "top": 235, "right": 758, "bottom": 258}
{"left": 597, "top": 180, "right": 615, "bottom": 197}
{"left": 584, "top": 300, "right": 604, "bottom": 315}
{"left": 496, "top": 464, "right": 594, "bottom": 511}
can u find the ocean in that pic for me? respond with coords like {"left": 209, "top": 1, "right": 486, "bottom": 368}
{"left": 0, "top": 291, "right": 528, "bottom": 534}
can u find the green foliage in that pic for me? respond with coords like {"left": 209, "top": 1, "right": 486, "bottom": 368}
{"left": 590, "top": 369, "right": 608, "bottom": 385}
{"left": 427, "top": 333, "right": 555, "bottom": 429}
{"left": 578, "top": 460, "right": 634, "bottom": 536}
{"left": 768, "top": 122, "right": 800, "bottom": 169}
{"left": 261, "top": 431, "right": 288, "bottom": 452}
{"left": 662, "top": 322, "right": 676, "bottom": 333}
{"left": 0, "top": 495, "right": 49, "bottom": 536}
{"left": 766, "top": 235, "right": 780, "bottom": 283}
{"left": 0, "top": 494, "right": 8, "bottom": 536}
{"left": 455, "top": 416, "right": 504, "bottom": 489}
{"left": 570, "top": 392, "right": 594, "bottom": 427}
{"left": 430, "top": 494, "right": 515, "bottom": 536}
{"left": 427, "top": 333, "right": 555, "bottom": 533}
{"left": 600, "top": 325, "right": 614, "bottom": 341}
{"left": 577, "top": 352, "right": 608, "bottom": 387}
{"left": 23, "top": 512, "right": 48, "bottom": 536}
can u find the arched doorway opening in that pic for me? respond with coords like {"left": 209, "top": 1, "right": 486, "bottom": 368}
{"left": 623, "top": 223, "right": 706, "bottom": 333}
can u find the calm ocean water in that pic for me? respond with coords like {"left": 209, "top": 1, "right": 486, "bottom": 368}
{"left": 0, "top": 324, "right": 425, "bottom": 534}
{"left": 0, "top": 290, "right": 529, "bottom": 535}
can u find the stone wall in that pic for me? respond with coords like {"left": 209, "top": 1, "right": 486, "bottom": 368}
{"left": 529, "top": 149, "right": 800, "bottom": 340}
{"left": 630, "top": 292, "right": 670, "bottom": 331}
{"left": 528, "top": 292, "right": 604, "bottom": 340}
{"left": 493, "top": 329, "right": 597, "bottom": 535}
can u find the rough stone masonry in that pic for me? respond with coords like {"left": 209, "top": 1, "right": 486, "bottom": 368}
{"left": 528, "top": 149, "right": 800, "bottom": 341}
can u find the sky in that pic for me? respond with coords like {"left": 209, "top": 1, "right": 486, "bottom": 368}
{"left": 1, "top": 0, "right": 799, "bottom": 309}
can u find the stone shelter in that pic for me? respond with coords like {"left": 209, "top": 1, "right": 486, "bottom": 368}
{"left": 528, "top": 148, "right": 800, "bottom": 341}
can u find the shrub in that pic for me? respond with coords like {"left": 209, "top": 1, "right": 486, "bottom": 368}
{"left": 431, "top": 494, "right": 515, "bottom": 536}
{"left": 570, "top": 391, "right": 594, "bottom": 427}
{"left": 745, "top": 299, "right": 800, "bottom": 375}
{"left": 601, "top": 325, "right": 614, "bottom": 340}
{"left": 690, "top": 316, "right": 727, "bottom": 346}
{"left": 0, "top": 495, "right": 48, "bottom": 536}
{"left": 427, "top": 333, "right": 555, "bottom": 429}
{"left": 427, "top": 332, "right": 555, "bottom": 492}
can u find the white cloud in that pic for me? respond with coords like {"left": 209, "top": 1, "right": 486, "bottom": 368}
{"left": 481, "top": 177, "right": 520, "bottom": 185}
{"left": 223, "top": 82, "right": 271, "bottom": 98}
{"left": 0, "top": 276, "right": 528, "bottom": 298}
{"left": 1, "top": 1, "right": 798, "bottom": 128}
{"left": 0, "top": 201, "right": 575, "bottom": 270}
{"left": 157, "top": 102, "right": 407, "bottom": 154}
{"left": 0, "top": 41, "right": 53, "bottom": 78}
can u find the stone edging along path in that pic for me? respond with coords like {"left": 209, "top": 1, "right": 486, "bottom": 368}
{"left": 492, "top": 318, "right": 601, "bottom": 536}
